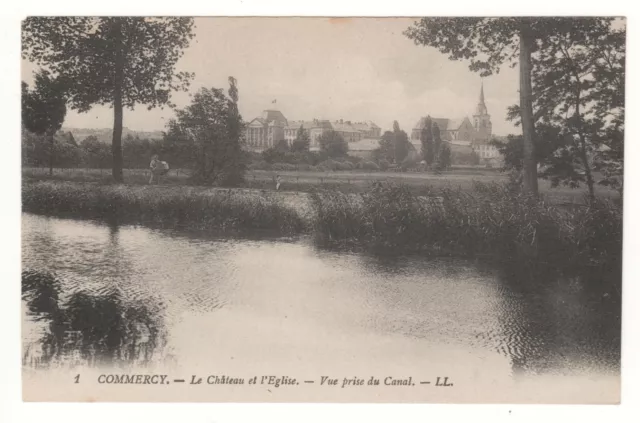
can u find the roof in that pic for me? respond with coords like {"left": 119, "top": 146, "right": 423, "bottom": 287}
{"left": 332, "top": 122, "right": 362, "bottom": 133}
{"left": 348, "top": 138, "right": 381, "bottom": 151}
{"left": 261, "top": 109, "right": 288, "bottom": 126}
{"left": 285, "top": 120, "right": 318, "bottom": 130}
{"left": 350, "top": 121, "right": 380, "bottom": 131}
{"left": 248, "top": 118, "right": 267, "bottom": 127}
{"left": 413, "top": 117, "right": 469, "bottom": 131}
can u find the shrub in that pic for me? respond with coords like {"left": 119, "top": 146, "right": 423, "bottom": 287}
{"left": 335, "top": 161, "right": 354, "bottom": 171}
{"left": 361, "top": 161, "right": 380, "bottom": 171}
{"left": 248, "top": 161, "right": 270, "bottom": 171}
{"left": 271, "top": 162, "right": 298, "bottom": 171}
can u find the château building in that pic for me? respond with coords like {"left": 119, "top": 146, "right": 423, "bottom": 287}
{"left": 245, "top": 109, "right": 380, "bottom": 151}
{"left": 245, "top": 110, "right": 288, "bottom": 150}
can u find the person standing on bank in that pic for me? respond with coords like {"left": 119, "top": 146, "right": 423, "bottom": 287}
{"left": 149, "top": 154, "right": 169, "bottom": 185}
{"left": 276, "top": 175, "right": 282, "bottom": 191}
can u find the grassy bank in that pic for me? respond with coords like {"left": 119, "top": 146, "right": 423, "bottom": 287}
{"left": 23, "top": 181, "right": 306, "bottom": 236}
{"left": 23, "top": 179, "right": 622, "bottom": 273}
{"left": 310, "top": 181, "right": 622, "bottom": 271}
{"left": 23, "top": 166, "right": 615, "bottom": 204}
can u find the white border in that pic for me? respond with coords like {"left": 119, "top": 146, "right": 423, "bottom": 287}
{"left": 2, "top": 1, "right": 639, "bottom": 422}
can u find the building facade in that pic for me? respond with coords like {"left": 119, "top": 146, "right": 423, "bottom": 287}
{"left": 245, "top": 110, "right": 288, "bottom": 150}
{"left": 246, "top": 110, "right": 380, "bottom": 152}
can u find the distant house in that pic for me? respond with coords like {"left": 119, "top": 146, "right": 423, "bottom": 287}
{"left": 331, "top": 121, "right": 364, "bottom": 143}
{"left": 351, "top": 121, "right": 381, "bottom": 139}
{"left": 347, "top": 138, "right": 381, "bottom": 160}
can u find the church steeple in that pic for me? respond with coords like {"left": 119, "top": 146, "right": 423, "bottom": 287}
{"left": 475, "top": 80, "right": 488, "bottom": 116}
{"left": 473, "top": 80, "right": 492, "bottom": 140}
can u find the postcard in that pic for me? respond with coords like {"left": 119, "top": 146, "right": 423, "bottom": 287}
{"left": 20, "top": 16, "right": 624, "bottom": 403}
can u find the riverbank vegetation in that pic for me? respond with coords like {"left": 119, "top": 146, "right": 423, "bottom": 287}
{"left": 22, "top": 181, "right": 306, "bottom": 236}
{"left": 23, "top": 179, "right": 621, "bottom": 275}
{"left": 310, "top": 181, "right": 622, "bottom": 273}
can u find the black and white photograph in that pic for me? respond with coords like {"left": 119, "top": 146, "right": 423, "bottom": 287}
{"left": 18, "top": 16, "right": 625, "bottom": 404}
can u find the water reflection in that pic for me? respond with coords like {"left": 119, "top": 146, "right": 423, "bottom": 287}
{"left": 488, "top": 262, "right": 621, "bottom": 376}
{"left": 21, "top": 213, "right": 621, "bottom": 378}
{"left": 22, "top": 270, "right": 166, "bottom": 369}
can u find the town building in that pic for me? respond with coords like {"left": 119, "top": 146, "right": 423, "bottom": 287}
{"left": 245, "top": 110, "right": 288, "bottom": 150}
{"left": 246, "top": 110, "right": 381, "bottom": 152}
{"left": 410, "top": 82, "right": 502, "bottom": 164}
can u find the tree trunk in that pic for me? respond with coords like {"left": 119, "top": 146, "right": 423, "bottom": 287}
{"left": 519, "top": 23, "right": 539, "bottom": 197}
{"left": 48, "top": 132, "right": 54, "bottom": 176}
{"left": 579, "top": 144, "right": 596, "bottom": 202}
{"left": 111, "top": 19, "right": 125, "bottom": 183}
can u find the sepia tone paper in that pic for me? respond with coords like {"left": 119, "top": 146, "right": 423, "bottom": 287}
{"left": 21, "top": 16, "right": 624, "bottom": 403}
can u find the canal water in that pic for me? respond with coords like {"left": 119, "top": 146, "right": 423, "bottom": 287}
{"left": 21, "top": 213, "right": 621, "bottom": 402}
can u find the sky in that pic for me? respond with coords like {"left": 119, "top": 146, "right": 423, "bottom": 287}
{"left": 21, "top": 17, "right": 521, "bottom": 136}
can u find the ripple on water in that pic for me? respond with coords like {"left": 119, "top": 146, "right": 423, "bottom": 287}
{"left": 22, "top": 213, "right": 620, "bottom": 376}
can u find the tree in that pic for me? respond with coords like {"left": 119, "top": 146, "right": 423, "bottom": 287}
{"left": 500, "top": 21, "right": 624, "bottom": 200}
{"left": 432, "top": 122, "right": 443, "bottom": 169}
{"left": 392, "top": 121, "right": 410, "bottom": 164}
{"left": 405, "top": 18, "right": 611, "bottom": 196}
{"left": 437, "top": 143, "right": 452, "bottom": 170}
{"left": 318, "top": 130, "right": 348, "bottom": 158}
{"left": 80, "top": 136, "right": 112, "bottom": 169}
{"left": 165, "top": 79, "right": 245, "bottom": 186}
{"left": 22, "top": 17, "right": 196, "bottom": 183}
{"left": 161, "top": 126, "right": 192, "bottom": 170}
{"left": 533, "top": 21, "right": 624, "bottom": 201}
{"left": 375, "top": 131, "right": 395, "bottom": 163}
{"left": 274, "top": 139, "right": 290, "bottom": 153}
{"left": 291, "top": 125, "right": 311, "bottom": 153}
{"left": 420, "top": 116, "right": 434, "bottom": 166}
{"left": 22, "top": 70, "right": 67, "bottom": 175}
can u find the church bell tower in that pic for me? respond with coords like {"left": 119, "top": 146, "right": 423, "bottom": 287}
{"left": 473, "top": 81, "right": 492, "bottom": 141}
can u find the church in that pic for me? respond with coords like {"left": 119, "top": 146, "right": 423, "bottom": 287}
{"left": 410, "top": 83, "right": 501, "bottom": 163}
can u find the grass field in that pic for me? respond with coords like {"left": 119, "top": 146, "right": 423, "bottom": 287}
{"left": 22, "top": 166, "right": 617, "bottom": 205}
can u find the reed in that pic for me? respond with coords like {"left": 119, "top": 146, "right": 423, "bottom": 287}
{"left": 310, "top": 181, "right": 622, "bottom": 270}
{"left": 22, "top": 181, "right": 306, "bottom": 236}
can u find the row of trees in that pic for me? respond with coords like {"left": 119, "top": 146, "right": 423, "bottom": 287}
{"left": 23, "top": 78, "right": 249, "bottom": 186}
{"left": 22, "top": 130, "right": 188, "bottom": 170}
{"left": 405, "top": 17, "right": 625, "bottom": 200}
{"left": 374, "top": 120, "right": 452, "bottom": 170}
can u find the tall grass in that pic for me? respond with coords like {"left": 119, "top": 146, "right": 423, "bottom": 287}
{"left": 310, "top": 181, "right": 622, "bottom": 271}
{"left": 23, "top": 181, "right": 306, "bottom": 236}
{"left": 23, "top": 179, "right": 622, "bottom": 272}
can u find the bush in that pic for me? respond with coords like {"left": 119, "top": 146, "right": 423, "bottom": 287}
{"left": 335, "top": 161, "right": 354, "bottom": 171}
{"left": 271, "top": 162, "right": 298, "bottom": 171}
{"left": 361, "top": 161, "right": 380, "bottom": 171}
{"left": 378, "top": 159, "right": 390, "bottom": 170}
{"left": 248, "top": 161, "right": 270, "bottom": 171}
